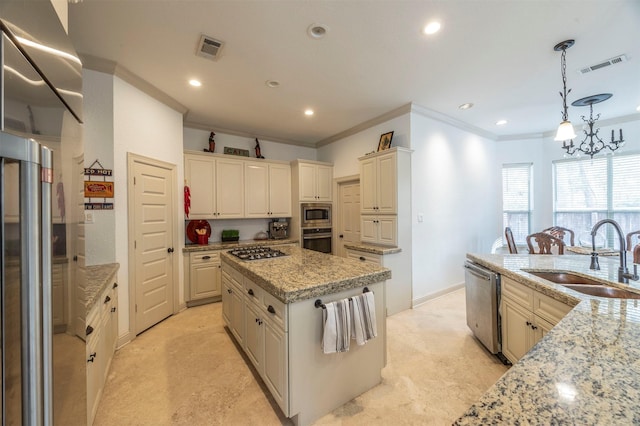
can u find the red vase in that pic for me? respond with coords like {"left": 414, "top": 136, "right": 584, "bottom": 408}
{"left": 197, "top": 234, "right": 208, "bottom": 245}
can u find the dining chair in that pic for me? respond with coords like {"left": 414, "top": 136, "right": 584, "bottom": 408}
{"left": 526, "top": 232, "right": 565, "bottom": 255}
{"left": 542, "top": 226, "right": 575, "bottom": 246}
{"left": 626, "top": 230, "right": 640, "bottom": 252}
{"left": 505, "top": 227, "right": 518, "bottom": 254}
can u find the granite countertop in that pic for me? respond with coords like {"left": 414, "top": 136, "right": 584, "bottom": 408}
{"left": 343, "top": 242, "right": 402, "bottom": 255}
{"left": 84, "top": 263, "right": 119, "bottom": 314}
{"left": 220, "top": 246, "right": 391, "bottom": 303}
{"left": 182, "top": 238, "right": 298, "bottom": 253}
{"left": 455, "top": 253, "right": 640, "bottom": 425}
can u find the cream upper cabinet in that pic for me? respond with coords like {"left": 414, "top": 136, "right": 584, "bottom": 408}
{"left": 297, "top": 162, "right": 332, "bottom": 202}
{"left": 360, "top": 151, "right": 397, "bottom": 214}
{"left": 245, "top": 162, "right": 291, "bottom": 218}
{"left": 360, "top": 215, "right": 397, "bottom": 246}
{"left": 184, "top": 152, "right": 244, "bottom": 219}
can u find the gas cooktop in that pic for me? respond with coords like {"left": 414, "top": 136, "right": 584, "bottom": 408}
{"left": 228, "top": 246, "right": 288, "bottom": 261}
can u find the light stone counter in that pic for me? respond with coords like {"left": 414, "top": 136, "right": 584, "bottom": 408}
{"left": 220, "top": 245, "right": 391, "bottom": 303}
{"left": 343, "top": 242, "right": 402, "bottom": 255}
{"left": 455, "top": 253, "right": 640, "bottom": 425}
{"left": 182, "top": 238, "right": 298, "bottom": 253}
{"left": 85, "top": 263, "right": 119, "bottom": 314}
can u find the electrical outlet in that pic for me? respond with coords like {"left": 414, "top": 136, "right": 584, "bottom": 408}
{"left": 84, "top": 211, "right": 94, "bottom": 224}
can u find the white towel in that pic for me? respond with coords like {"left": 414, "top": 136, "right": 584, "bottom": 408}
{"left": 322, "top": 299, "right": 351, "bottom": 354}
{"left": 351, "top": 292, "right": 377, "bottom": 346}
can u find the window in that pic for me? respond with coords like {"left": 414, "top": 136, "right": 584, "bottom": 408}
{"left": 503, "top": 163, "right": 532, "bottom": 245}
{"left": 553, "top": 153, "right": 640, "bottom": 248}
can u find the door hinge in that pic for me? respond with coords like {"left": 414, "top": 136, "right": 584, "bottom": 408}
{"left": 135, "top": 304, "right": 138, "bottom": 312}
{"left": 134, "top": 177, "right": 136, "bottom": 185}
{"left": 134, "top": 241, "right": 137, "bottom": 249}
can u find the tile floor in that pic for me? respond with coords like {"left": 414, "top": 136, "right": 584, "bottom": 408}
{"left": 93, "top": 288, "right": 508, "bottom": 425}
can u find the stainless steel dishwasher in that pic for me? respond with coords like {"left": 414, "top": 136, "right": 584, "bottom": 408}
{"left": 464, "top": 260, "right": 508, "bottom": 363}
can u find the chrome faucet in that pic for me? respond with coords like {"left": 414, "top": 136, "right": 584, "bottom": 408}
{"left": 590, "top": 219, "right": 639, "bottom": 283}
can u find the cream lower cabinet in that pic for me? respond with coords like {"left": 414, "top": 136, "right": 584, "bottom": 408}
{"left": 86, "top": 279, "right": 119, "bottom": 425}
{"left": 360, "top": 215, "right": 397, "bottom": 246}
{"left": 500, "top": 276, "right": 572, "bottom": 364}
{"left": 222, "top": 265, "right": 245, "bottom": 346}
{"left": 346, "top": 249, "right": 382, "bottom": 266}
{"left": 188, "top": 251, "right": 222, "bottom": 302}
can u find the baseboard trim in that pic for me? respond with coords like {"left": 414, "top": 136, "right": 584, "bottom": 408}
{"left": 412, "top": 283, "right": 464, "bottom": 308}
{"left": 116, "top": 331, "right": 132, "bottom": 350}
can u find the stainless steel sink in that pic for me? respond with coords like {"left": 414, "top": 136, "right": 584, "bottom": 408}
{"left": 561, "top": 284, "right": 640, "bottom": 299}
{"left": 526, "top": 270, "right": 640, "bottom": 299}
{"left": 526, "top": 271, "right": 603, "bottom": 285}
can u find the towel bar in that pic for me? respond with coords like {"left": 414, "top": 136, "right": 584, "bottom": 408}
{"left": 314, "top": 287, "right": 370, "bottom": 309}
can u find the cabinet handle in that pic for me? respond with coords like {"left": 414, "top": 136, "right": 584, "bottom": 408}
{"left": 111, "top": 307, "right": 117, "bottom": 313}
{"left": 525, "top": 321, "right": 531, "bottom": 327}
{"left": 227, "top": 288, "right": 232, "bottom": 294}
{"left": 86, "top": 325, "right": 94, "bottom": 337}
{"left": 267, "top": 305, "right": 276, "bottom": 314}
{"left": 248, "top": 289, "right": 254, "bottom": 296}
{"left": 359, "top": 256, "right": 366, "bottom": 261}
{"left": 531, "top": 325, "right": 538, "bottom": 330}
{"left": 113, "top": 282, "right": 118, "bottom": 289}
{"left": 87, "top": 352, "right": 97, "bottom": 363}
{"left": 202, "top": 255, "right": 211, "bottom": 260}
{"left": 104, "top": 295, "right": 111, "bottom": 304}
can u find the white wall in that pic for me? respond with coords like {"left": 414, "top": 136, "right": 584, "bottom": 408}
{"left": 183, "top": 128, "right": 317, "bottom": 162}
{"left": 497, "top": 118, "right": 640, "bottom": 235}
{"left": 410, "top": 112, "right": 500, "bottom": 301}
{"left": 317, "top": 115, "right": 410, "bottom": 177}
{"left": 83, "top": 70, "right": 116, "bottom": 264}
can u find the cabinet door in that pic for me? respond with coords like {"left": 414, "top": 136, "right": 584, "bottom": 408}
{"left": 216, "top": 158, "right": 244, "bottom": 218}
{"left": 86, "top": 315, "right": 102, "bottom": 425}
{"left": 264, "top": 321, "right": 288, "bottom": 414}
{"left": 269, "top": 164, "right": 292, "bottom": 217}
{"left": 377, "top": 216, "right": 397, "bottom": 246}
{"left": 230, "top": 285, "right": 245, "bottom": 345}
{"left": 376, "top": 153, "right": 397, "bottom": 214}
{"left": 316, "top": 165, "right": 333, "bottom": 201}
{"left": 190, "top": 262, "right": 222, "bottom": 300}
{"left": 360, "top": 216, "right": 378, "bottom": 243}
{"left": 244, "top": 301, "right": 264, "bottom": 373}
{"left": 185, "top": 155, "right": 216, "bottom": 218}
{"left": 245, "top": 162, "right": 270, "bottom": 217}
{"left": 360, "top": 157, "right": 377, "bottom": 213}
{"left": 221, "top": 277, "right": 233, "bottom": 327}
{"left": 298, "top": 163, "right": 317, "bottom": 201}
{"left": 500, "top": 296, "right": 533, "bottom": 364}
{"left": 532, "top": 315, "right": 554, "bottom": 347}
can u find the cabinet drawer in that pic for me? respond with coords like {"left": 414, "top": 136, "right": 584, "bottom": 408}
{"left": 501, "top": 277, "right": 534, "bottom": 309}
{"left": 263, "top": 292, "right": 287, "bottom": 332}
{"left": 244, "top": 277, "right": 265, "bottom": 304}
{"left": 190, "top": 251, "right": 220, "bottom": 264}
{"left": 533, "top": 292, "right": 573, "bottom": 325}
{"left": 346, "top": 250, "right": 382, "bottom": 266}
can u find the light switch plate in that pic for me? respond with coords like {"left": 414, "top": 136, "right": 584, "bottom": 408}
{"left": 84, "top": 211, "right": 94, "bottom": 224}
{"left": 417, "top": 213, "right": 424, "bottom": 223}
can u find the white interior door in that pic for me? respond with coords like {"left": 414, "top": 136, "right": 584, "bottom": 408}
{"left": 336, "top": 180, "right": 360, "bottom": 257}
{"left": 132, "top": 160, "right": 175, "bottom": 334}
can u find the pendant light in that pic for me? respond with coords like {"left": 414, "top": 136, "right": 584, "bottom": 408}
{"left": 553, "top": 40, "right": 577, "bottom": 142}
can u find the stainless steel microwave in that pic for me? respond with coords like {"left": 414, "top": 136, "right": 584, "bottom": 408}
{"left": 301, "top": 203, "right": 332, "bottom": 228}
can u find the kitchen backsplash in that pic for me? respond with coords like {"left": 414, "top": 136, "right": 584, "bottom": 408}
{"left": 184, "top": 218, "right": 287, "bottom": 244}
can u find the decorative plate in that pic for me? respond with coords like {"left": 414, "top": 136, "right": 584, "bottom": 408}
{"left": 187, "top": 220, "right": 211, "bottom": 244}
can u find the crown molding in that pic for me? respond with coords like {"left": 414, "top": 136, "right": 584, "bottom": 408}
{"left": 79, "top": 54, "right": 188, "bottom": 114}
{"left": 409, "top": 103, "right": 498, "bottom": 140}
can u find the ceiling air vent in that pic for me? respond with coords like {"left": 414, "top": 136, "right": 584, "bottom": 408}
{"left": 196, "top": 35, "right": 224, "bottom": 61}
{"left": 578, "top": 54, "right": 628, "bottom": 74}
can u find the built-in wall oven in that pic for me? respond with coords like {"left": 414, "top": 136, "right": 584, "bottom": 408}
{"left": 301, "top": 203, "right": 331, "bottom": 228}
{"left": 302, "top": 227, "right": 333, "bottom": 254}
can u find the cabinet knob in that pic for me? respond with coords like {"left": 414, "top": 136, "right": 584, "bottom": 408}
{"left": 87, "top": 352, "right": 97, "bottom": 363}
{"left": 267, "top": 305, "right": 276, "bottom": 314}
{"left": 525, "top": 321, "right": 532, "bottom": 327}
{"left": 113, "top": 282, "right": 118, "bottom": 289}
{"left": 104, "top": 295, "right": 111, "bottom": 304}
{"left": 86, "top": 325, "right": 94, "bottom": 337}
{"left": 359, "top": 256, "right": 366, "bottom": 261}
{"left": 248, "top": 289, "right": 254, "bottom": 296}
{"left": 227, "top": 288, "right": 232, "bottom": 294}
{"left": 111, "top": 307, "right": 117, "bottom": 313}
{"left": 531, "top": 325, "right": 538, "bottom": 330}
{"left": 167, "top": 247, "right": 175, "bottom": 253}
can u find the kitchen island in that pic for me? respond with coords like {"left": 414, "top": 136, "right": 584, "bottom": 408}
{"left": 220, "top": 246, "right": 391, "bottom": 426}
{"left": 455, "top": 253, "right": 640, "bottom": 425}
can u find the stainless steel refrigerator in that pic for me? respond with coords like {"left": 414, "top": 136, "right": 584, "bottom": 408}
{"left": 1, "top": 1, "right": 84, "bottom": 424}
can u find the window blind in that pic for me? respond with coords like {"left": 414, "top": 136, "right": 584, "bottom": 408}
{"left": 503, "top": 163, "right": 532, "bottom": 244}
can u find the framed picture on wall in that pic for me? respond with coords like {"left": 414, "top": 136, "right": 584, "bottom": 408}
{"left": 377, "top": 131, "right": 394, "bottom": 151}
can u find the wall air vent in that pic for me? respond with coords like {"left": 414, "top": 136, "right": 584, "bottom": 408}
{"left": 196, "top": 34, "right": 224, "bottom": 61}
{"left": 578, "top": 54, "right": 628, "bottom": 74}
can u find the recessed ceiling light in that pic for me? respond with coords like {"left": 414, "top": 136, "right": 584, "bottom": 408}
{"left": 307, "top": 23, "right": 329, "bottom": 39}
{"left": 189, "top": 79, "right": 202, "bottom": 87}
{"left": 459, "top": 103, "right": 474, "bottom": 110}
{"left": 496, "top": 120, "right": 507, "bottom": 126}
{"left": 304, "top": 109, "right": 314, "bottom": 116}
{"left": 265, "top": 80, "right": 280, "bottom": 88}
{"left": 636, "top": 105, "right": 640, "bottom": 112}
{"left": 423, "top": 21, "right": 441, "bottom": 35}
